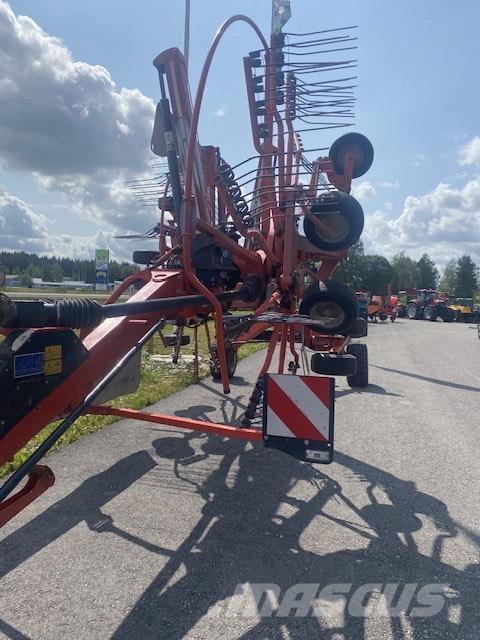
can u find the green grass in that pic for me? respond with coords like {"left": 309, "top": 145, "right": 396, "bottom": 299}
{"left": 0, "top": 323, "right": 265, "bottom": 477}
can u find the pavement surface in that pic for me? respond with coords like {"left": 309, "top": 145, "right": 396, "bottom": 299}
{"left": 0, "top": 318, "right": 479, "bottom": 640}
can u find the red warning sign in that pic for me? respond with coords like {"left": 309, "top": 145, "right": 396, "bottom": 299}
{"left": 264, "top": 374, "right": 333, "bottom": 441}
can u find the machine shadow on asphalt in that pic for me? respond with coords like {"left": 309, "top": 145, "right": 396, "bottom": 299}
{"left": 371, "top": 364, "right": 480, "bottom": 394}
{"left": 335, "top": 383, "right": 403, "bottom": 399}
{"left": 1, "top": 419, "right": 478, "bottom": 640}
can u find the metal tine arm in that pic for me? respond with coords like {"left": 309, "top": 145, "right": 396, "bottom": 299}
{"left": 284, "top": 25, "right": 358, "bottom": 37}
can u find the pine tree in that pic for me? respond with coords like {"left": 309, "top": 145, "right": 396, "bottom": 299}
{"left": 416, "top": 254, "right": 439, "bottom": 289}
{"left": 438, "top": 259, "right": 457, "bottom": 294}
{"left": 333, "top": 241, "right": 365, "bottom": 289}
{"left": 391, "top": 252, "right": 418, "bottom": 291}
{"left": 455, "top": 255, "right": 478, "bottom": 297}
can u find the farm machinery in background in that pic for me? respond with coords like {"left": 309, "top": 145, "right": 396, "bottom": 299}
{"left": 448, "top": 297, "right": 480, "bottom": 323}
{"left": 0, "top": 2, "right": 374, "bottom": 527}
{"left": 404, "top": 289, "right": 455, "bottom": 322}
{"left": 356, "top": 291, "right": 397, "bottom": 323}
{"left": 395, "top": 290, "right": 409, "bottom": 317}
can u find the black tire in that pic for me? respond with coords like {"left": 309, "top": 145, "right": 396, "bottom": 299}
{"left": 304, "top": 191, "right": 364, "bottom": 252}
{"left": 132, "top": 250, "right": 160, "bottom": 265}
{"left": 407, "top": 303, "right": 420, "bottom": 320}
{"left": 163, "top": 334, "right": 191, "bottom": 347}
{"left": 346, "top": 343, "right": 369, "bottom": 387}
{"left": 299, "top": 279, "right": 358, "bottom": 334}
{"left": 341, "top": 317, "right": 367, "bottom": 338}
{"left": 455, "top": 310, "right": 463, "bottom": 323}
{"left": 442, "top": 308, "right": 455, "bottom": 323}
{"left": 310, "top": 353, "right": 356, "bottom": 376}
{"left": 396, "top": 306, "right": 406, "bottom": 318}
{"left": 423, "top": 306, "right": 437, "bottom": 321}
{"left": 329, "top": 132, "right": 374, "bottom": 179}
{"left": 378, "top": 311, "right": 388, "bottom": 322}
{"left": 210, "top": 346, "right": 237, "bottom": 380}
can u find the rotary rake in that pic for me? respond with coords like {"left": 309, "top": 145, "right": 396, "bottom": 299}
{"left": 0, "top": 2, "right": 373, "bottom": 527}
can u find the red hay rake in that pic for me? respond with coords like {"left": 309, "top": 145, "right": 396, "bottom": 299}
{"left": 0, "top": 3, "right": 373, "bottom": 527}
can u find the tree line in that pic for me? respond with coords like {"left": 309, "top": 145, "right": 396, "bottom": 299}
{"left": 334, "top": 242, "right": 479, "bottom": 297}
{"left": 1, "top": 247, "right": 478, "bottom": 298}
{"left": 0, "top": 251, "right": 138, "bottom": 287}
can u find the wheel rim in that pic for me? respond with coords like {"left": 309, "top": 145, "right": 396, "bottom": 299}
{"left": 336, "top": 143, "right": 365, "bottom": 172}
{"left": 310, "top": 212, "right": 350, "bottom": 244}
{"left": 309, "top": 301, "right": 346, "bottom": 329}
{"left": 329, "top": 133, "right": 374, "bottom": 178}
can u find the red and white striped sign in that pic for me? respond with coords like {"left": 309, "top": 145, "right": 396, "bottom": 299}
{"left": 265, "top": 374, "right": 333, "bottom": 441}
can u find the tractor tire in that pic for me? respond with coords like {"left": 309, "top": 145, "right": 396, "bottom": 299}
{"left": 310, "top": 353, "right": 356, "bottom": 376}
{"left": 455, "top": 310, "right": 463, "bottom": 323}
{"left": 442, "top": 308, "right": 455, "bottom": 323}
{"left": 342, "top": 317, "right": 367, "bottom": 338}
{"left": 210, "top": 346, "right": 238, "bottom": 380}
{"left": 329, "top": 133, "right": 374, "bottom": 179}
{"left": 396, "top": 306, "right": 406, "bottom": 318}
{"left": 346, "top": 343, "right": 369, "bottom": 387}
{"left": 303, "top": 191, "right": 364, "bottom": 252}
{"left": 423, "top": 306, "right": 438, "bottom": 321}
{"left": 407, "top": 303, "right": 420, "bottom": 320}
{"left": 299, "top": 279, "right": 358, "bottom": 334}
{"left": 132, "top": 251, "right": 160, "bottom": 265}
{"left": 378, "top": 311, "right": 388, "bottom": 322}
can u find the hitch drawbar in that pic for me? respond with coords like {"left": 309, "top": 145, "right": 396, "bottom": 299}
{"left": 0, "top": 276, "right": 261, "bottom": 329}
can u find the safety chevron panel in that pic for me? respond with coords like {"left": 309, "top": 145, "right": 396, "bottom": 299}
{"left": 263, "top": 374, "right": 334, "bottom": 464}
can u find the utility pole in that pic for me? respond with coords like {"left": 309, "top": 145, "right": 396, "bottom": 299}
{"left": 184, "top": 0, "right": 191, "bottom": 72}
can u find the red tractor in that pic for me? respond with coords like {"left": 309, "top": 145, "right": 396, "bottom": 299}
{"left": 406, "top": 289, "right": 455, "bottom": 322}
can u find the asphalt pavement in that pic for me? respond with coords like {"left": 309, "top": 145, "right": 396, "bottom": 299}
{"left": 0, "top": 318, "right": 479, "bottom": 640}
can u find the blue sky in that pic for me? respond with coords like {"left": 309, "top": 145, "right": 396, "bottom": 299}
{"left": 1, "top": 0, "right": 479, "bottom": 267}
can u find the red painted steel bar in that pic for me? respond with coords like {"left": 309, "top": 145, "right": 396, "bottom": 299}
{"left": 87, "top": 406, "right": 263, "bottom": 442}
{"left": 0, "top": 466, "right": 55, "bottom": 527}
{"left": 182, "top": 15, "right": 269, "bottom": 394}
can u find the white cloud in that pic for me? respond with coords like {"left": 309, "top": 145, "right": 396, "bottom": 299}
{"left": 444, "top": 131, "right": 469, "bottom": 144}
{"left": 380, "top": 180, "right": 400, "bottom": 190}
{"left": 412, "top": 153, "right": 426, "bottom": 167}
{"left": 351, "top": 181, "right": 376, "bottom": 199}
{"left": 0, "top": 2, "right": 154, "bottom": 176}
{"left": 0, "top": 1, "right": 158, "bottom": 235}
{"left": 362, "top": 176, "right": 480, "bottom": 266}
{"left": 212, "top": 94, "right": 231, "bottom": 119}
{"left": 0, "top": 186, "right": 52, "bottom": 252}
{"left": 459, "top": 136, "right": 480, "bottom": 166}
{"left": 0, "top": 185, "right": 150, "bottom": 261}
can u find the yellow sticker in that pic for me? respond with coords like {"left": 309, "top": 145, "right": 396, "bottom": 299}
{"left": 45, "top": 359, "right": 62, "bottom": 375}
{"left": 44, "top": 345, "right": 62, "bottom": 360}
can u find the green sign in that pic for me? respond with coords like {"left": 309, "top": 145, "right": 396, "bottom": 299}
{"left": 95, "top": 248, "right": 109, "bottom": 291}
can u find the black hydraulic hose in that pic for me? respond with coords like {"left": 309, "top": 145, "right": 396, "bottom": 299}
{"left": 0, "top": 275, "right": 262, "bottom": 329}
{"left": 0, "top": 319, "right": 165, "bottom": 505}
{"left": 1, "top": 291, "right": 237, "bottom": 329}
{"left": 101, "top": 290, "right": 239, "bottom": 318}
